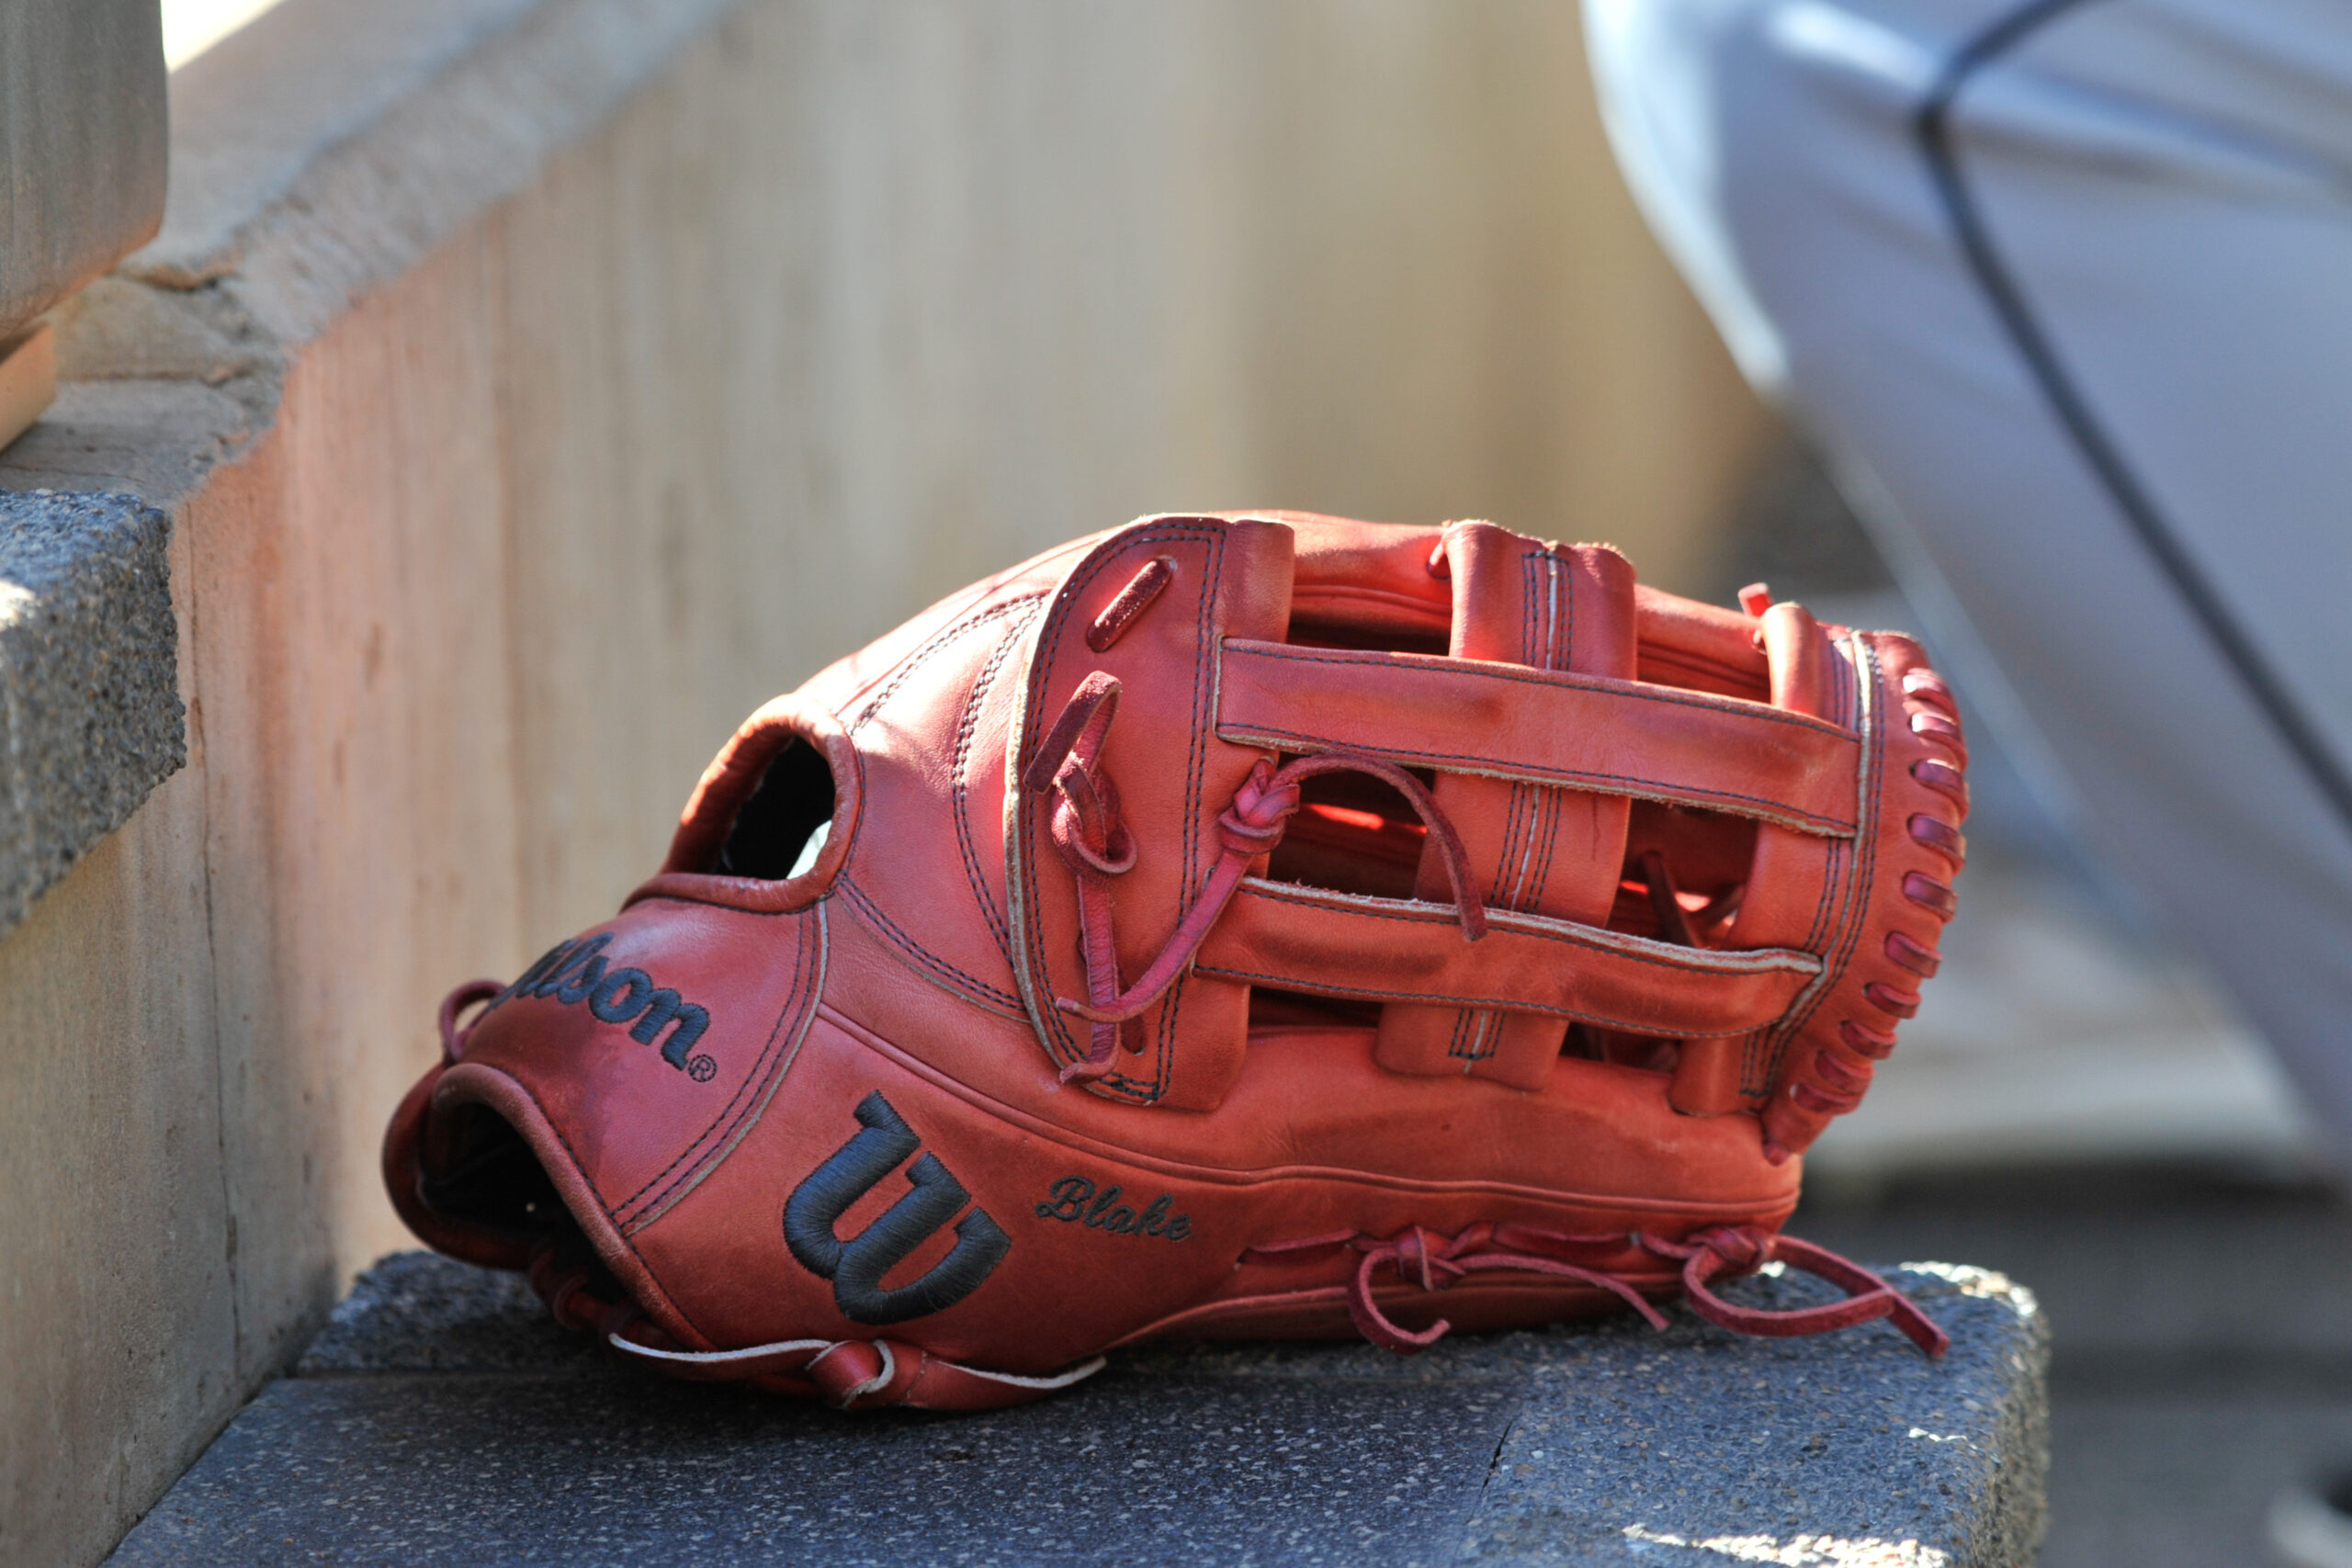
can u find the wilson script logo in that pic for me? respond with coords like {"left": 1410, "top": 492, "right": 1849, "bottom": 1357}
{"left": 495, "top": 933, "right": 717, "bottom": 1081}
{"left": 784, "top": 1093, "right": 1012, "bottom": 1325}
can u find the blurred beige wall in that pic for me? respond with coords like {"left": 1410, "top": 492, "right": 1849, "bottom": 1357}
{"left": 5, "top": 3, "right": 1766, "bottom": 1562}
{"left": 747, "top": 2, "right": 1769, "bottom": 649}
{"left": 1170, "top": 3, "right": 1771, "bottom": 588}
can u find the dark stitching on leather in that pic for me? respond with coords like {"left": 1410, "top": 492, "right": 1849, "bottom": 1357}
{"left": 1559, "top": 548, "right": 1575, "bottom": 671}
{"left": 1750, "top": 834, "right": 1842, "bottom": 1095}
{"left": 1782, "top": 649, "right": 1860, "bottom": 987}
{"left": 839, "top": 885, "right": 1030, "bottom": 1023}
{"left": 1807, "top": 651, "right": 1865, "bottom": 955}
{"left": 1447, "top": 1003, "right": 1479, "bottom": 1061}
{"left": 1764, "top": 637, "right": 1889, "bottom": 1089}
{"left": 1824, "top": 649, "right": 1881, "bottom": 965}
{"left": 623, "top": 891, "right": 814, "bottom": 920}
{"left": 1153, "top": 530, "right": 1230, "bottom": 1100}
{"left": 1226, "top": 641, "right": 1860, "bottom": 740}
{"left": 1525, "top": 783, "right": 1562, "bottom": 914}
{"left": 832, "top": 714, "right": 872, "bottom": 882}
{"left": 614, "top": 912, "right": 820, "bottom": 1213}
{"left": 1753, "top": 693, "right": 1854, "bottom": 1095}
{"left": 1736, "top": 1024, "right": 1770, "bottom": 1102}
{"left": 853, "top": 595, "right": 1042, "bottom": 735}
{"left": 1182, "top": 536, "right": 1222, "bottom": 884}
{"left": 1838, "top": 649, "right": 1894, "bottom": 998}
{"left": 839, "top": 875, "right": 1024, "bottom": 1010}
{"left": 1235, "top": 882, "right": 1815, "bottom": 977}
{"left": 1464, "top": 1011, "right": 1497, "bottom": 1063}
{"left": 1524, "top": 548, "right": 1569, "bottom": 915}
{"left": 1218, "top": 719, "right": 1857, "bottom": 832}
{"left": 1145, "top": 968, "right": 1193, "bottom": 1104}
{"left": 1193, "top": 961, "right": 1781, "bottom": 1035}
{"left": 1018, "top": 525, "right": 1222, "bottom": 1091}
{"left": 1519, "top": 547, "right": 1538, "bottom": 665}
{"left": 1491, "top": 779, "right": 1530, "bottom": 906}
{"left": 953, "top": 607, "right": 1037, "bottom": 960}
{"left": 1804, "top": 829, "right": 1841, "bottom": 953}
{"left": 1436, "top": 543, "right": 1555, "bottom": 1055}
{"left": 1794, "top": 650, "right": 1888, "bottom": 1071}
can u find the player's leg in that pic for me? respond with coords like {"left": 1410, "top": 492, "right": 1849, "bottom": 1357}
{"left": 1585, "top": 0, "right": 2352, "bottom": 1157}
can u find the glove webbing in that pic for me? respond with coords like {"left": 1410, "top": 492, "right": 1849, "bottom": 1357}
{"left": 1024, "top": 669, "right": 1490, "bottom": 1086}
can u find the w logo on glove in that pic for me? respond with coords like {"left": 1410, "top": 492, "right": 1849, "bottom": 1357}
{"left": 783, "top": 1092, "right": 1012, "bottom": 1325}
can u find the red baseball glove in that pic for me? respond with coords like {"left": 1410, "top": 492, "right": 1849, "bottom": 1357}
{"left": 386, "top": 513, "right": 1968, "bottom": 1410}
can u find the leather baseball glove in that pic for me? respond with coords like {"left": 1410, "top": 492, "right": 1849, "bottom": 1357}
{"left": 386, "top": 513, "right": 1967, "bottom": 1410}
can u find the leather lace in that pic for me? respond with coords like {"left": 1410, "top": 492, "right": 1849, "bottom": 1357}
{"left": 1024, "top": 671, "right": 1488, "bottom": 1085}
{"left": 1636, "top": 1225, "right": 1949, "bottom": 1356}
{"left": 436, "top": 977, "right": 503, "bottom": 1062}
{"left": 1246, "top": 1222, "right": 1948, "bottom": 1359}
{"left": 1246, "top": 1224, "right": 1669, "bottom": 1353}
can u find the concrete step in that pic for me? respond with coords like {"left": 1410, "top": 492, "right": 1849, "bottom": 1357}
{"left": 1799, "top": 1167, "right": 2352, "bottom": 1567}
{"left": 107, "top": 1251, "right": 2046, "bottom": 1567}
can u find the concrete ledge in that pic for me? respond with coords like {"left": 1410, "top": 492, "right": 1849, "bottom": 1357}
{"left": 0, "top": 490, "right": 181, "bottom": 930}
{"left": 109, "top": 1252, "right": 2049, "bottom": 1566}
{"left": 129, "top": 0, "right": 739, "bottom": 339}
{"left": 4, "top": 0, "right": 742, "bottom": 950}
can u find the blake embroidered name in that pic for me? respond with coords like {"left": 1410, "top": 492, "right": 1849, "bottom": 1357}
{"left": 1034, "top": 1176, "right": 1192, "bottom": 1240}
{"left": 494, "top": 933, "right": 717, "bottom": 1081}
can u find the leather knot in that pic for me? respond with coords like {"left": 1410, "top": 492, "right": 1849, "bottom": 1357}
{"left": 807, "top": 1340, "right": 897, "bottom": 1409}
{"left": 1217, "top": 762, "right": 1303, "bottom": 854}
{"left": 526, "top": 1238, "right": 618, "bottom": 1336}
{"left": 1365, "top": 1224, "right": 1472, "bottom": 1293}
{"left": 1051, "top": 794, "right": 1136, "bottom": 877}
{"left": 1690, "top": 1224, "right": 1770, "bottom": 1272}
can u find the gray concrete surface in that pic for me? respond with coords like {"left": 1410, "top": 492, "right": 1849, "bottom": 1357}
{"left": 0, "top": 489, "right": 181, "bottom": 930}
{"left": 1799, "top": 1166, "right": 2352, "bottom": 1568}
{"left": 0, "top": 0, "right": 166, "bottom": 339}
{"left": 107, "top": 1250, "right": 2047, "bottom": 1566}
